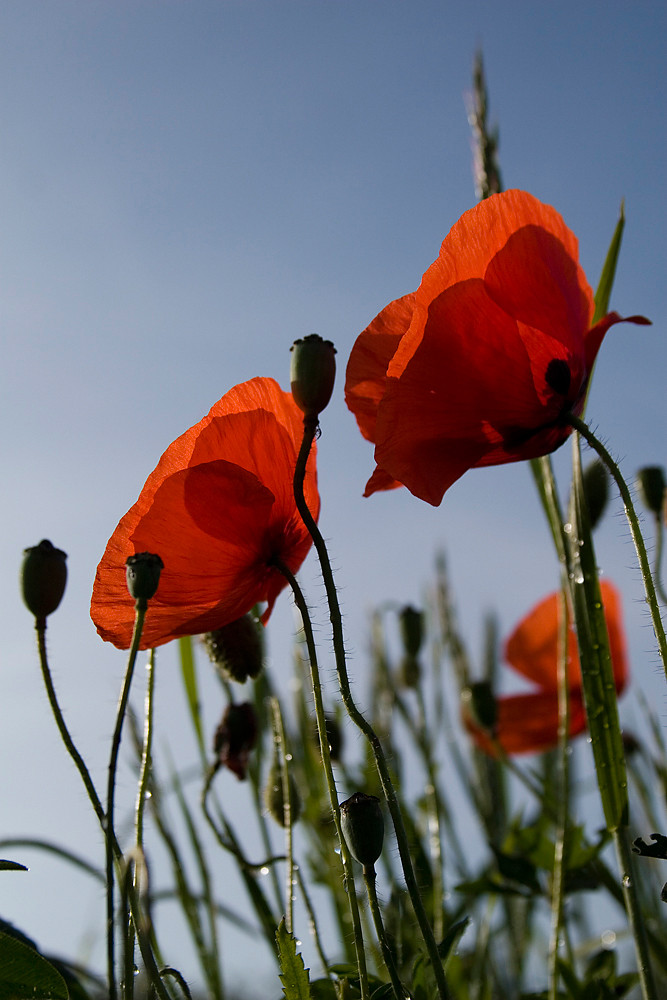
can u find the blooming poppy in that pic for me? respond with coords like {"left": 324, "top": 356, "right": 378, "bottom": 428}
{"left": 91, "top": 377, "right": 318, "bottom": 650}
{"left": 345, "top": 190, "right": 649, "bottom": 506}
{"left": 462, "top": 580, "right": 628, "bottom": 756}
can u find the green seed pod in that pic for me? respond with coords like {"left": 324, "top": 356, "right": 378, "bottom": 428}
{"left": 125, "top": 552, "right": 164, "bottom": 602}
{"left": 637, "top": 466, "right": 666, "bottom": 517}
{"left": 340, "top": 792, "right": 384, "bottom": 869}
{"left": 21, "top": 540, "right": 67, "bottom": 620}
{"left": 582, "top": 459, "right": 609, "bottom": 530}
{"left": 290, "top": 334, "right": 336, "bottom": 418}
{"left": 461, "top": 681, "right": 497, "bottom": 734}
{"left": 204, "top": 614, "right": 264, "bottom": 683}
{"left": 264, "top": 747, "right": 301, "bottom": 827}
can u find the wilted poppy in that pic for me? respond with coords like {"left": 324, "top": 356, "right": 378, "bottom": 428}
{"left": 346, "top": 190, "right": 649, "bottom": 506}
{"left": 462, "top": 580, "right": 628, "bottom": 756}
{"left": 91, "top": 377, "right": 318, "bottom": 650}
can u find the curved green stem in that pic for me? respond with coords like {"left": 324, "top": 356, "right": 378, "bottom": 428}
{"left": 293, "top": 417, "right": 451, "bottom": 1000}
{"left": 274, "top": 556, "right": 370, "bottom": 1000}
{"left": 363, "top": 865, "right": 406, "bottom": 1000}
{"left": 566, "top": 414, "right": 667, "bottom": 678}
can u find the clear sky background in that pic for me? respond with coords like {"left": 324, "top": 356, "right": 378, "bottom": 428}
{"left": 1, "top": 1, "right": 666, "bottom": 994}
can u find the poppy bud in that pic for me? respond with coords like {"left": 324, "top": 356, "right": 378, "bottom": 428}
{"left": 264, "top": 747, "right": 301, "bottom": 827}
{"left": 582, "top": 459, "right": 609, "bottom": 530}
{"left": 213, "top": 702, "right": 258, "bottom": 780}
{"left": 313, "top": 714, "right": 343, "bottom": 762}
{"left": 461, "top": 681, "right": 497, "bottom": 735}
{"left": 340, "top": 792, "right": 384, "bottom": 870}
{"left": 125, "top": 552, "right": 164, "bottom": 602}
{"left": 637, "top": 466, "right": 666, "bottom": 517}
{"left": 290, "top": 334, "right": 336, "bottom": 418}
{"left": 21, "top": 540, "right": 67, "bottom": 620}
{"left": 399, "top": 605, "right": 424, "bottom": 688}
{"left": 204, "top": 614, "right": 264, "bottom": 684}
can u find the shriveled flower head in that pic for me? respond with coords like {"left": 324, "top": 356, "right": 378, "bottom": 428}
{"left": 346, "top": 190, "right": 649, "bottom": 506}
{"left": 91, "top": 377, "right": 318, "bottom": 650}
{"left": 462, "top": 580, "right": 628, "bottom": 756}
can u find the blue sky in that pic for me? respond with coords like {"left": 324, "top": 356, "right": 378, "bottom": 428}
{"left": 1, "top": 1, "right": 666, "bottom": 992}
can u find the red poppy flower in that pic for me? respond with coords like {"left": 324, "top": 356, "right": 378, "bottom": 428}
{"left": 91, "top": 377, "right": 318, "bottom": 650}
{"left": 346, "top": 190, "right": 649, "bottom": 506}
{"left": 462, "top": 581, "right": 628, "bottom": 756}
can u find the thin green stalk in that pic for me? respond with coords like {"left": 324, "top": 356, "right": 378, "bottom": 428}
{"left": 270, "top": 698, "right": 295, "bottom": 935}
{"left": 548, "top": 589, "right": 571, "bottom": 1000}
{"left": 363, "top": 864, "right": 406, "bottom": 1000}
{"left": 34, "top": 616, "right": 173, "bottom": 1000}
{"left": 566, "top": 413, "right": 667, "bottom": 678}
{"left": 293, "top": 417, "right": 452, "bottom": 1000}
{"left": 614, "top": 826, "right": 658, "bottom": 1000}
{"left": 273, "top": 556, "right": 370, "bottom": 1000}
{"left": 294, "top": 865, "right": 332, "bottom": 978}
{"left": 106, "top": 600, "right": 146, "bottom": 1000}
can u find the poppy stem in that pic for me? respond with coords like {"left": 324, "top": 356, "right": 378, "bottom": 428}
{"left": 106, "top": 599, "right": 146, "bottom": 1000}
{"left": 293, "top": 417, "right": 453, "bottom": 1000}
{"left": 566, "top": 414, "right": 667, "bottom": 681}
{"left": 363, "top": 864, "right": 408, "bottom": 1000}
{"left": 273, "top": 554, "right": 370, "bottom": 1000}
{"left": 34, "top": 615, "right": 172, "bottom": 1000}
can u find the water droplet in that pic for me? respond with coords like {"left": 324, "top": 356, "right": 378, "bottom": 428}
{"left": 622, "top": 874, "right": 632, "bottom": 888}
{"left": 285, "top": 753, "right": 293, "bottom": 762}
{"left": 564, "top": 523, "right": 573, "bottom": 534}
{"left": 601, "top": 928, "right": 616, "bottom": 948}
{"left": 260, "top": 866, "right": 269, "bottom": 876}
{"left": 295, "top": 939, "right": 302, "bottom": 947}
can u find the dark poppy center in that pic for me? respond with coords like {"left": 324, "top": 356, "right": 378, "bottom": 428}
{"left": 545, "top": 358, "right": 571, "bottom": 396}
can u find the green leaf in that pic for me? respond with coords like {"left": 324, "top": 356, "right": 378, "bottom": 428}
{"left": 309, "top": 980, "right": 338, "bottom": 1000}
{"left": 0, "top": 860, "right": 27, "bottom": 871}
{"left": 276, "top": 918, "right": 311, "bottom": 1000}
{"left": 178, "top": 636, "right": 205, "bottom": 758}
{"left": 0, "top": 930, "right": 68, "bottom": 999}
{"left": 593, "top": 203, "right": 624, "bottom": 324}
{"left": 438, "top": 916, "right": 470, "bottom": 963}
{"left": 569, "top": 439, "right": 628, "bottom": 830}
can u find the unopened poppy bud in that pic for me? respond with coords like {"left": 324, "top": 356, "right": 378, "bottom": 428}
{"left": 582, "top": 459, "right": 609, "bottom": 530}
{"left": 290, "top": 334, "right": 336, "bottom": 418}
{"left": 214, "top": 702, "right": 258, "bottom": 780}
{"left": 637, "top": 466, "right": 666, "bottom": 517}
{"left": 399, "top": 605, "right": 424, "bottom": 688}
{"left": 125, "top": 552, "right": 164, "bottom": 602}
{"left": 21, "top": 540, "right": 67, "bottom": 620}
{"left": 461, "top": 681, "right": 497, "bottom": 735}
{"left": 204, "top": 614, "right": 264, "bottom": 683}
{"left": 264, "top": 749, "right": 301, "bottom": 827}
{"left": 340, "top": 792, "right": 384, "bottom": 870}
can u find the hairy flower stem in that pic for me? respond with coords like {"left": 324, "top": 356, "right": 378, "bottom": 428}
{"left": 107, "top": 601, "right": 146, "bottom": 1000}
{"left": 274, "top": 557, "right": 370, "bottom": 1000}
{"left": 34, "top": 618, "right": 173, "bottom": 1000}
{"left": 269, "top": 698, "right": 295, "bottom": 935}
{"left": 363, "top": 865, "right": 406, "bottom": 1000}
{"left": 567, "top": 414, "right": 667, "bottom": 678}
{"left": 294, "top": 417, "right": 452, "bottom": 1000}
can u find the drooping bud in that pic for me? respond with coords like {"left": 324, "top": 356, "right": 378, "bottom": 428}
{"left": 313, "top": 714, "right": 343, "bottom": 763}
{"left": 21, "top": 540, "right": 68, "bottom": 620}
{"left": 290, "top": 334, "right": 336, "bottom": 419}
{"left": 340, "top": 792, "right": 384, "bottom": 870}
{"left": 637, "top": 466, "right": 666, "bottom": 517}
{"left": 213, "top": 702, "right": 258, "bottom": 780}
{"left": 264, "top": 745, "right": 301, "bottom": 827}
{"left": 461, "top": 681, "right": 497, "bottom": 735}
{"left": 582, "top": 459, "right": 609, "bottom": 530}
{"left": 398, "top": 605, "right": 424, "bottom": 688}
{"left": 204, "top": 614, "right": 264, "bottom": 684}
{"left": 125, "top": 552, "right": 164, "bottom": 602}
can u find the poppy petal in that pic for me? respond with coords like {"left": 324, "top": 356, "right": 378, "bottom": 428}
{"left": 91, "top": 377, "right": 318, "bottom": 649}
{"left": 464, "top": 690, "right": 588, "bottom": 756}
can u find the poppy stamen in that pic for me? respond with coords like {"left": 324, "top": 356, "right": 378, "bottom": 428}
{"left": 545, "top": 358, "right": 571, "bottom": 396}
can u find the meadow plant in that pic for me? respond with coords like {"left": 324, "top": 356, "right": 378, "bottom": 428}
{"left": 6, "top": 56, "right": 667, "bottom": 1000}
